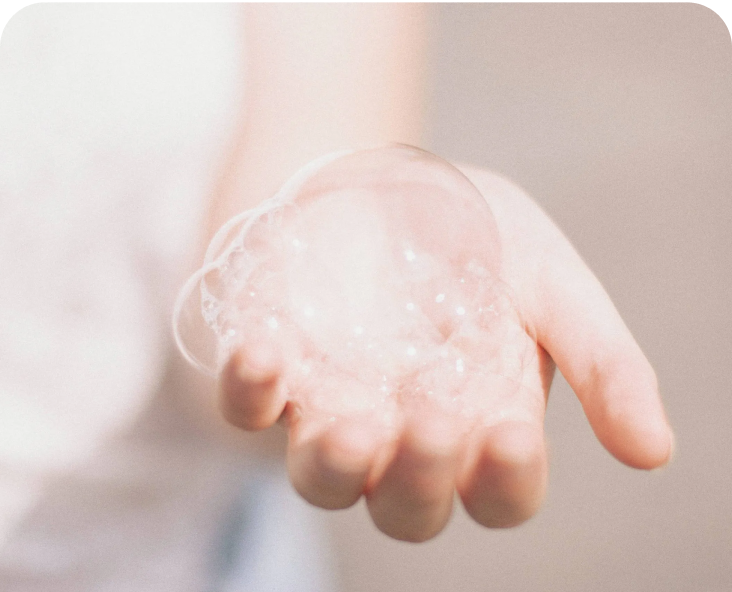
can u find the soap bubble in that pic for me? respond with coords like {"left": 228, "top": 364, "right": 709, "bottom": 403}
{"left": 174, "top": 145, "right": 530, "bottom": 425}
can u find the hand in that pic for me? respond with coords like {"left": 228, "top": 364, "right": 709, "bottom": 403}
{"left": 217, "top": 165, "right": 673, "bottom": 542}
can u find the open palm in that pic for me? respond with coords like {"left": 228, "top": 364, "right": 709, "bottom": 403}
{"left": 218, "top": 163, "right": 673, "bottom": 542}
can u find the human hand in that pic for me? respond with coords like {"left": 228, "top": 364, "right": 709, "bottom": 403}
{"left": 216, "top": 159, "right": 673, "bottom": 542}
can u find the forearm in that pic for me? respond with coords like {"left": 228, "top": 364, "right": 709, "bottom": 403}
{"left": 191, "top": 4, "right": 430, "bottom": 450}
{"left": 205, "top": 3, "right": 429, "bottom": 242}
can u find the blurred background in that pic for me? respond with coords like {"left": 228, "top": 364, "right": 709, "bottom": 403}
{"left": 327, "top": 4, "right": 732, "bottom": 591}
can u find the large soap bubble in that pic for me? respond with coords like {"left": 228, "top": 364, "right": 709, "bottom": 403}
{"left": 174, "top": 145, "right": 529, "bottom": 426}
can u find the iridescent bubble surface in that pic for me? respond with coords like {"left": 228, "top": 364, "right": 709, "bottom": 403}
{"left": 174, "top": 145, "right": 530, "bottom": 425}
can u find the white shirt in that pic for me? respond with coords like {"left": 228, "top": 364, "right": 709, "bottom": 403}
{"left": 0, "top": 5, "right": 333, "bottom": 590}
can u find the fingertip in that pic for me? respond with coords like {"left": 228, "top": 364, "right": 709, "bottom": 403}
{"left": 585, "top": 356, "right": 674, "bottom": 470}
{"left": 594, "top": 403, "right": 674, "bottom": 470}
{"left": 288, "top": 419, "right": 377, "bottom": 510}
{"left": 458, "top": 421, "right": 547, "bottom": 529}
{"left": 218, "top": 348, "right": 286, "bottom": 431}
{"left": 365, "top": 412, "right": 460, "bottom": 543}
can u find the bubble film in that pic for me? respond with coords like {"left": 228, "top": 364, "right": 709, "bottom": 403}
{"left": 174, "top": 145, "right": 530, "bottom": 426}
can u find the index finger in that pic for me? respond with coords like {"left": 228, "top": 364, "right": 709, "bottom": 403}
{"left": 461, "top": 168, "right": 673, "bottom": 470}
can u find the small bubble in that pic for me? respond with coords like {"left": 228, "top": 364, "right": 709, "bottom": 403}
{"left": 404, "top": 249, "right": 416, "bottom": 262}
{"left": 406, "top": 346, "right": 417, "bottom": 356}
{"left": 456, "top": 306, "right": 466, "bottom": 316}
{"left": 267, "top": 317, "right": 279, "bottom": 330}
{"left": 456, "top": 358, "right": 464, "bottom": 373}
{"left": 435, "top": 293, "right": 445, "bottom": 303}
{"left": 354, "top": 326, "right": 364, "bottom": 335}
{"left": 406, "top": 302, "right": 415, "bottom": 311}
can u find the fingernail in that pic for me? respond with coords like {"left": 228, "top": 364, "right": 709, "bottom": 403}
{"left": 652, "top": 428, "right": 675, "bottom": 473}
{"left": 666, "top": 429, "right": 676, "bottom": 464}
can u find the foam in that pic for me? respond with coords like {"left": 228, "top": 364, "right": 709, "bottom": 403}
{"left": 174, "top": 145, "right": 531, "bottom": 427}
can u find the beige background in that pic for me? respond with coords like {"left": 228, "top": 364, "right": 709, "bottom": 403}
{"left": 326, "top": 4, "right": 732, "bottom": 591}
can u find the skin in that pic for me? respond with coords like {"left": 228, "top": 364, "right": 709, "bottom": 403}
{"left": 218, "top": 164, "right": 673, "bottom": 543}
{"left": 211, "top": 5, "right": 673, "bottom": 543}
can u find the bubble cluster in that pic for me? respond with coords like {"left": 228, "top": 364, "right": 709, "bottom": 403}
{"left": 174, "top": 145, "right": 529, "bottom": 424}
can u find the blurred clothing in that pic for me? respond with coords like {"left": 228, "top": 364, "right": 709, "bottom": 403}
{"left": 0, "top": 5, "right": 334, "bottom": 590}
